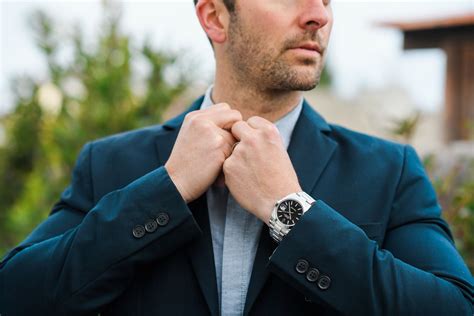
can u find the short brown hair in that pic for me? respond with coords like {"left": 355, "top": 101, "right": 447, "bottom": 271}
{"left": 193, "top": 0, "right": 235, "bottom": 13}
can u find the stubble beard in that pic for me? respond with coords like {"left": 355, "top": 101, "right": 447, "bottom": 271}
{"left": 226, "top": 13, "right": 324, "bottom": 92}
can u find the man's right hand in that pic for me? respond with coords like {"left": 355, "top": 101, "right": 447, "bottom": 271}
{"left": 164, "top": 103, "right": 242, "bottom": 203}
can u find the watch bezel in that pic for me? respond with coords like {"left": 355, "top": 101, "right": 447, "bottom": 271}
{"left": 275, "top": 198, "right": 304, "bottom": 227}
{"left": 269, "top": 192, "right": 316, "bottom": 243}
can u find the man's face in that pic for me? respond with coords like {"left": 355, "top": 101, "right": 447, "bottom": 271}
{"left": 224, "top": 0, "right": 333, "bottom": 91}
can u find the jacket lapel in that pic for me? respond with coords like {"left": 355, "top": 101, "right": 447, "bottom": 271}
{"left": 154, "top": 96, "right": 220, "bottom": 316}
{"left": 243, "top": 100, "right": 338, "bottom": 315}
{"left": 185, "top": 194, "right": 219, "bottom": 316}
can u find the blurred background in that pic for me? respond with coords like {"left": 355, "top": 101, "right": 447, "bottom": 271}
{"left": 0, "top": 0, "right": 473, "bottom": 271}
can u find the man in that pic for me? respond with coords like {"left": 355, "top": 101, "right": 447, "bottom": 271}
{"left": 0, "top": 0, "right": 472, "bottom": 315}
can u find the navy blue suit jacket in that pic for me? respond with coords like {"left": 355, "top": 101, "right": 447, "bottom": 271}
{"left": 1, "top": 97, "right": 472, "bottom": 315}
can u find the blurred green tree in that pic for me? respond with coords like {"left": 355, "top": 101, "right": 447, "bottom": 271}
{"left": 424, "top": 155, "right": 474, "bottom": 272}
{"left": 0, "top": 3, "right": 190, "bottom": 254}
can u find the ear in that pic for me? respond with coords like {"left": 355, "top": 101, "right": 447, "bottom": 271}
{"left": 195, "top": 0, "right": 230, "bottom": 44}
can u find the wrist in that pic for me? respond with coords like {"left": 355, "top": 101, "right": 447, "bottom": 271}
{"left": 261, "top": 198, "right": 276, "bottom": 226}
{"left": 164, "top": 163, "right": 192, "bottom": 203}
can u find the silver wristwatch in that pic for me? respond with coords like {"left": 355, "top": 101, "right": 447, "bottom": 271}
{"left": 269, "top": 192, "right": 316, "bottom": 243}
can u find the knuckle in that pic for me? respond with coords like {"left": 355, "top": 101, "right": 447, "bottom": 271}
{"left": 234, "top": 120, "right": 245, "bottom": 128}
{"left": 268, "top": 122, "right": 278, "bottom": 132}
{"left": 247, "top": 116, "right": 259, "bottom": 124}
{"left": 265, "top": 124, "right": 279, "bottom": 137}
{"left": 233, "top": 142, "right": 243, "bottom": 154}
{"left": 185, "top": 112, "right": 200, "bottom": 125}
{"left": 231, "top": 120, "right": 244, "bottom": 133}
{"left": 216, "top": 134, "right": 227, "bottom": 148}
{"left": 223, "top": 158, "right": 231, "bottom": 172}
{"left": 195, "top": 118, "right": 211, "bottom": 131}
{"left": 184, "top": 111, "right": 195, "bottom": 123}
{"left": 231, "top": 109, "right": 243, "bottom": 120}
{"left": 217, "top": 102, "right": 231, "bottom": 109}
{"left": 258, "top": 130, "right": 268, "bottom": 142}
{"left": 245, "top": 135, "right": 258, "bottom": 147}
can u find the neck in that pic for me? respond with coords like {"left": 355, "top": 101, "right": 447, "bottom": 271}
{"left": 211, "top": 67, "right": 303, "bottom": 122}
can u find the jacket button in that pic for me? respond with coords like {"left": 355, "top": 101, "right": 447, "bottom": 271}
{"left": 156, "top": 212, "right": 170, "bottom": 226}
{"left": 318, "top": 275, "right": 331, "bottom": 290}
{"left": 295, "top": 259, "right": 309, "bottom": 274}
{"left": 306, "top": 268, "right": 320, "bottom": 282}
{"left": 145, "top": 220, "right": 158, "bottom": 233}
{"left": 132, "top": 225, "right": 146, "bottom": 238}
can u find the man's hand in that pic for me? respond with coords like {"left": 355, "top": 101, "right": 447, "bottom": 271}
{"left": 223, "top": 116, "right": 301, "bottom": 225}
{"left": 165, "top": 103, "right": 242, "bottom": 203}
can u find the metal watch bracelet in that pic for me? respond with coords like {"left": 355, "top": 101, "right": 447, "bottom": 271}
{"left": 269, "top": 192, "right": 316, "bottom": 243}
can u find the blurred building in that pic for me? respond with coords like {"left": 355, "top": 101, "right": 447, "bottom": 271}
{"left": 382, "top": 13, "right": 474, "bottom": 142}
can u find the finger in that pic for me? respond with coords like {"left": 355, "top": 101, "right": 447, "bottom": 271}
{"left": 210, "top": 109, "right": 243, "bottom": 130}
{"left": 221, "top": 139, "right": 234, "bottom": 159}
{"left": 216, "top": 127, "right": 237, "bottom": 159}
{"left": 208, "top": 102, "right": 231, "bottom": 111}
{"left": 231, "top": 121, "right": 255, "bottom": 141}
{"left": 199, "top": 102, "right": 231, "bottom": 113}
{"left": 247, "top": 115, "right": 275, "bottom": 131}
{"left": 203, "top": 103, "right": 243, "bottom": 130}
{"left": 217, "top": 128, "right": 237, "bottom": 146}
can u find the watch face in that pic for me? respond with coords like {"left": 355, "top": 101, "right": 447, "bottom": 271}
{"left": 277, "top": 199, "right": 303, "bottom": 226}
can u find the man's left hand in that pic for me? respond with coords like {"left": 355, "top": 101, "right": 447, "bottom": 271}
{"left": 223, "top": 116, "right": 301, "bottom": 225}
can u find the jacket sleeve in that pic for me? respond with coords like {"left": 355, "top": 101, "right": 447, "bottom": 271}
{"left": 0, "top": 142, "right": 202, "bottom": 315}
{"left": 267, "top": 145, "right": 473, "bottom": 315}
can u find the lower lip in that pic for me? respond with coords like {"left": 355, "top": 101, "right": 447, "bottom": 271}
{"left": 289, "top": 48, "right": 320, "bottom": 57}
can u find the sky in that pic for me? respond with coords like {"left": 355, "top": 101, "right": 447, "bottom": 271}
{"left": 1, "top": 0, "right": 473, "bottom": 115}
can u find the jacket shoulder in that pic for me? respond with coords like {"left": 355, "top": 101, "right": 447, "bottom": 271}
{"left": 329, "top": 123, "right": 407, "bottom": 163}
{"left": 85, "top": 124, "right": 169, "bottom": 201}
{"left": 90, "top": 124, "right": 165, "bottom": 150}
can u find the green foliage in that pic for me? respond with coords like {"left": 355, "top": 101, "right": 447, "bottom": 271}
{"left": 0, "top": 3, "right": 190, "bottom": 255}
{"left": 424, "top": 155, "right": 474, "bottom": 272}
{"left": 388, "top": 112, "right": 420, "bottom": 144}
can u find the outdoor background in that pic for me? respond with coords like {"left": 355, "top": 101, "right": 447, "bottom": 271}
{"left": 1, "top": 0, "right": 473, "bottom": 272}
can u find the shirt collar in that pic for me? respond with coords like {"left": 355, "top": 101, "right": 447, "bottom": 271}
{"left": 199, "top": 85, "right": 303, "bottom": 149}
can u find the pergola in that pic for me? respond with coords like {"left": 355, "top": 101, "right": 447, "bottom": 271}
{"left": 382, "top": 13, "right": 474, "bottom": 142}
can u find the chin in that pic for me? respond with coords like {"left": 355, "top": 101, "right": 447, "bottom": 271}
{"left": 294, "top": 81, "right": 319, "bottom": 91}
{"left": 261, "top": 64, "right": 322, "bottom": 91}
{"left": 298, "top": 82, "right": 319, "bottom": 91}
{"left": 270, "top": 80, "right": 319, "bottom": 92}
{"left": 286, "top": 70, "right": 321, "bottom": 91}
